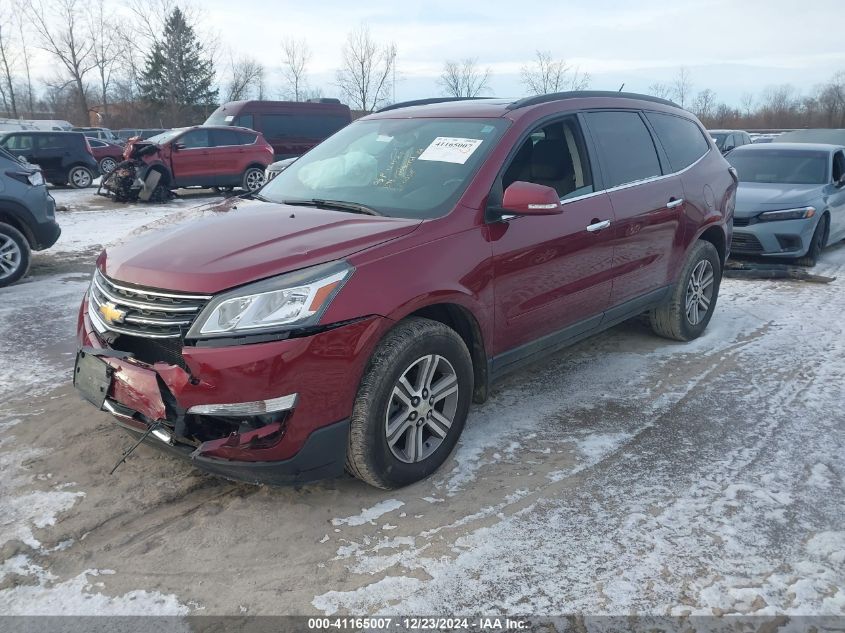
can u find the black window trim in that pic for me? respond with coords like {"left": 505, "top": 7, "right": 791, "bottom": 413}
{"left": 642, "top": 108, "right": 712, "bottom": 174}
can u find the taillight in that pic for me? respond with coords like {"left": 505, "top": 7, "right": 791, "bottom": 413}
{"left": 84, "top": 138, "right": 94, "bottom": 156}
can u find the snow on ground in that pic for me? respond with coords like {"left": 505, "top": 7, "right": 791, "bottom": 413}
{"left": 313, "top": 244, "right": 845, "bottom": 616}
{"left": 0, "top": 188, "right": 213, "bottom": 617}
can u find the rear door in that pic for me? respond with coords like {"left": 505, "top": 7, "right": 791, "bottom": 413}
{"left": 34, "top": 134, "right": 70, "bottom": 179}
{"left": 209, "top": 129, "right": 260, "bottom": 186}
{"left": 490, "top": 115, "right": 616, "bottom": 362}
{"left": 582, "top": 110, "right": 685, "bottom": 308}
{"left": 170, "top": 128, "right": 216, "bottom": 187}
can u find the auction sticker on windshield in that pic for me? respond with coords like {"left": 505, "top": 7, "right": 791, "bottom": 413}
{"left": 418, "top": 137, "right": 483, "bottom": 164}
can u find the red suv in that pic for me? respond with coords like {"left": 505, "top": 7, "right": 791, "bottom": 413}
{"left": 75, "top": 92, "right": 735, "bottom": 489}
{"left": 122, "top": 125, "right": 274, "bottom": 192}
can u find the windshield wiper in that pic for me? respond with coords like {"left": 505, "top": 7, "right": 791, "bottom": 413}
{"left": 282, "top": 198, "right": 382, "bottom": 216}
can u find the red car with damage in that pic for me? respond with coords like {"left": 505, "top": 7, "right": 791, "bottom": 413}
{"left": 121, "top": 125, "right": 274, "bottom": 193}
{"left": 75, "top": 92, "right": 736, "bottom": 489}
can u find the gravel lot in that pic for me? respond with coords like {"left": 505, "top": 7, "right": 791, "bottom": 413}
{"left": 1, "top": 186, "right": 844, "bottom": 618}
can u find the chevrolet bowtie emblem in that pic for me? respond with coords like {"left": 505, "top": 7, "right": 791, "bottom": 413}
{"left": 99, "top": 301, "right": 127, "bottom": 325}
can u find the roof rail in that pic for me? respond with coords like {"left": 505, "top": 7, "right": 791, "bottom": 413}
{"left": 376, "top": 97, "right": 496, "bottom": 113}
{"left": 507, "top": 91, "right": 680, "bottom": 110}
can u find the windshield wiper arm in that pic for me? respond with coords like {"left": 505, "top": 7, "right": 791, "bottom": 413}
{"left": 283, "top": 198, "right": 382, "bottom": 216}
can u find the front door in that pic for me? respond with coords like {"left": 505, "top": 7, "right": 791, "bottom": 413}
{"left": 828, "top": 150, "right": 845, "bottom": 242}
{"left": 490, "top": 116, "right": 616, "bottom": 363}
{"left": 170, "top": 129, "right": 217, "bottom": 187}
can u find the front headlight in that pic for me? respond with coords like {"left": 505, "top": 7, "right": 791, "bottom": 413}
{"left": 187, "top": 261, "right": 353, "bottom": 339}
{"left": 758, "top": 206, "right": 815, "bottom": 222}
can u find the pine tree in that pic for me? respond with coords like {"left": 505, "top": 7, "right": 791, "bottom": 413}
{"left": 140, "top": 8, "right": 217, "bottom": 122}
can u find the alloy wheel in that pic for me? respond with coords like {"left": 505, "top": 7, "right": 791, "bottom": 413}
{"left": 245, "top": 169, "right": 264, "bottom": 191}
{"left": 71, "top": 167, "right": 92, "bottom": 188}
{"left": 384, "top": 354, "right": 460, "bottom": 463}
{"left": 0, "top": 234, "right": 22, "bottom": 280}
{"left": 685, "top": 259, "right": 715, "bottom": 326}
{"left": 101, "top": 158, "right": 117, "bottom": 173}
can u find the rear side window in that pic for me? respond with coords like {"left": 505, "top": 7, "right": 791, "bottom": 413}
{"left": 584, "top": 111, "right": 662, "bottom": 188}
{"left": 3, "top": 134, "right": 33, "bottom": 150}
{"left": 645, "top": 112, "right": 709, "bottom": 172}
{"left": 212, "top": 129, "right": 242, "bottom": 146}
{"left": 261, "top": 114, "right": 349, "bottom": 139}
{"left": 237, "top": 131, "right": 257, "bottom": 144}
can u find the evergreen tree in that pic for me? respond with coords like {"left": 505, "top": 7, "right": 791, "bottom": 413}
{"left": 140, "top": 8, "right": 217, "bottom": 122}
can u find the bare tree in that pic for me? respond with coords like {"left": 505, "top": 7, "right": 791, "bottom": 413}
{"left": 281, "top": 37, "right": 311, "bottom": 101}
{"left": 520, "top": 50, "right": 589, "bottom": 95}
{"left": 740, "top": 92, "right": 754, "bottom": 118}
{"left": 225, "top": 54, "right": 265, "bottom": 102}
{"left": 692, "top": 88, "right": 716, "bottom": 120}
{"left": 647, "top": 82, "right": 672, "bottom": 100}
{"left": 88, "top": 0, "right": 119, "bottom": 117}
{"left": 336, "top": 24, "right": 396, "bottom": 112}
{"left": 0, "top": 7, "right": 18, "bottom": 117}
{"left": 27, "top": 0, "right": 96, "bottom": 123}
{"left": 15, "top": 2, "right": 35, "bottom": 117}
{"left": 672, "top": 67, "right": 692, "bottom": 108}
{"left": 438, "top": 58, "right": 491, "bottom": 98}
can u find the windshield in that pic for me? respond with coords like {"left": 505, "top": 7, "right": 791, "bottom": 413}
{"left": 260, "top": 117, "right": 508, "bottom": 219}
{"left": 144, "top": 129, "right": 185, "bottom": 145}
{"left": 204, "top": 106, "right": 231, "bottom": 126}
{"left": 729, "top": 150, "right": 828, "bottom": 185}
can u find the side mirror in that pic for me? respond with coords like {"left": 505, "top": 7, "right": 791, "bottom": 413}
{"left": 723, "top": 145, "right": 735, "bottom": 153}
{"left": 835, "top": 175, "right": 845, "bottom": 188}
{"left": 501, "top": 181, "right": 562, "bottom": 216}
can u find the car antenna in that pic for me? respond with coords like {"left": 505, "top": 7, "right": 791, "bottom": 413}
{"left": 618, "top": 83, "right": 625, "bottom": 92}
{"left": 109, "top": 420, "right": 165, "bottom": 475}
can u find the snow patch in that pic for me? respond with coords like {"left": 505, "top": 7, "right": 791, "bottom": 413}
{"left": 331, "top": 500, "right": 405, "bottom": 527}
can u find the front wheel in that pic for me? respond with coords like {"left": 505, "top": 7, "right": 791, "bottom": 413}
{"left": 346, "top": 317, "right": 473, "bottom": 489}
{"left": 68, "top": 165, "right": 94, "bottom": 189}
{"left": 795, "top": 215, "right": 828, "bottom": 268}
{"left": 0, "top": 222, "right": 31, "bottom": 287}
{"left": 241, "top": 167, "right": 265, "bottom": 192}
{"left": 649, "top": 240, "right": 722, "bottom": 342}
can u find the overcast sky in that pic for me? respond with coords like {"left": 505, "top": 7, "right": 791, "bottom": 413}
{"left": 29, "top": 0, "right": 845, "bottom": 107}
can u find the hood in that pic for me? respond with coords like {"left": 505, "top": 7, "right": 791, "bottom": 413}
{"left": 102, "top": 200, "right": 422, "bottom": 294}
{"left": 735, "top": 182, "right": 822, "bottom": 216}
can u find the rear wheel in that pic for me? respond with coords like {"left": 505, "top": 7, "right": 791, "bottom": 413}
{"left": 346, "top": 317, "right": 473, "bottom": 489}
{"left": 99, "top": 157, "right": 117, "bottom": 174}
{"left": 241, "top": 167, "right": 265, "bottom": 192}
{"left": 68, "top": 165, "right": 94, "bottom": 189}
{"left": 649, "top": 240, "right": 722, "bottom": 342}
{"left": 0, "top": 222, "right": 31, "bottom": 287}
{"left": 795, "top": 214, "right": 828, "bottom": 267}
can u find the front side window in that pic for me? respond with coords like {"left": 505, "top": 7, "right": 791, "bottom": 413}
{"left": 584, "top": 111, "right": 662, "bottom": 188}
{"left": 260, "top": 117, "right": 508, "bottom": 219}
{"left": 646, "top": 112, "right": 709, "bottom": 172}
{"left": 262, "top": 114, "right": 350, "bottom": 139}
{"left": 502, "top": 116, "right": 594, "bottom": 200}
{"left": 178, "top": 129, "right": 211, "bottom": 149}
{"left": 832, "top": 151, "right": 844, "bottom": 182}
{"left": 2, "top": 134, "right": 33, "bottom": 151}
{"left": 728, "top": 150, "right": 828, "bottom": 185}
{"left": 235, "top": 114, "right": 254, "bottom": 129}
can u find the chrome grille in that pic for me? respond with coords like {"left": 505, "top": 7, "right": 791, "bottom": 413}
{"left": 88, "top": 269, "right": 211, "bottom": 339}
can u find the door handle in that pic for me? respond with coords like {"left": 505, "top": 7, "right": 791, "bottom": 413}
{"left": 667, "top": 198, "right": 685, "bottom": 209}
{"left": 586, "top": 219, "right": 611, "bottom": 232}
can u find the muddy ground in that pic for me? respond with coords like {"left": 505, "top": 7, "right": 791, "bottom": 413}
{"left": 1, "top": 187, "right": 844, "bottom": 620}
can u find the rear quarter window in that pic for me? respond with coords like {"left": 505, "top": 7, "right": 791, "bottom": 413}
{"left": 584, "top": 111, "right": 662, "bottom": 188}
{"left": 645, "top": 112, "right": 710, "bottom": 172}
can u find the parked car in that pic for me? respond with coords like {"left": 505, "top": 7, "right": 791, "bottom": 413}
{"left": 113, "top": 125, "right": 274, "bottom": 194}
{"left": 0, "top": 119, "right": 38, "bottom": 132}
{"left": 0, "top": 131, "right": 99, "bottom": 188}
{"left": 727, "top": 143, "right": 845, "bottom": 266}
{"left": 708, "top": 129, "right": 753, "bottom": 153}
{"left": 23, "top": 119, "right": 74, "bottom": 131}
{"left": 73, "top": 126, "right": 122, "bottom": 143}
{"left": 88, "top": 138, "right": 125, "bottom": 174}
{"left": 117, "top": 128, "right": 168, "bottom": 141}
{"left": 204, "top": 99, "right": 352, "bottom": 159}
{"left": 776, "top": 129, "right": 845, "bottom": 146}
{"left": 0, "top": 146, "right": 60, "bottom": 287}
{"left": 264, "top": 157, "right": 298, "bottom": 182}
{"left": 74, "top": 91, "right": 735, "bottom": 488}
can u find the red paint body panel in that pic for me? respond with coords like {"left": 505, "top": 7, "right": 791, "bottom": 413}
{"left": 76, "top": 94, "right": 734, "bottom": 480}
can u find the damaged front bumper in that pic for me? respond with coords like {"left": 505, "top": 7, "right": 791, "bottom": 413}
{"left": 75, "top": 295, "right": 385, "bottom": 485}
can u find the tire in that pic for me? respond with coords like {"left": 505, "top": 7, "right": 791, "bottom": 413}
{"left": 795, "top": 214, "right": 828, "bottom": 268}
{"left": 649, "top": 240, "right": 722, "bottom": 342}
{"left": 241, "top": 167, "right": 265, "bottom": 192}
{"left": 0, "top": 222, "right": 31, "bottom": 288}
{"left": 68, "top": 165, "right": 94, "bottom": 189}
{"left": 346, "top": 317, "right": 473, "bottom": 489}
{"left": 99, "top": 157, "right": 117, "bottom": 174}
